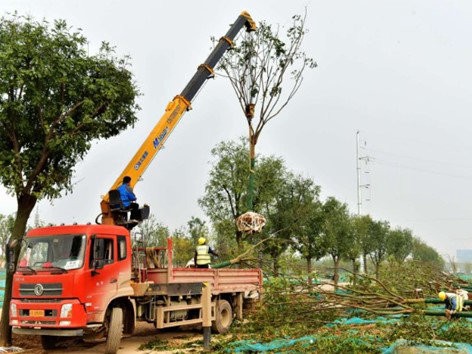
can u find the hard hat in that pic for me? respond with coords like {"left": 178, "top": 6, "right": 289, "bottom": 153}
{"left": 198, "top": 237, "right": 206, "bottom": 245}
{"left": 438, "top": 291, "right": 446, "bottom": 301}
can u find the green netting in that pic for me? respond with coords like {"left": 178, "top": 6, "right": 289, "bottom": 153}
{"left": 456, "top": 273, "right": 472, "bottom": 282}
{"left": 326, "top": 316, "right": 400, "bottom": 327}
{"left": 381, "top": 339, "right": 472, "bottom": 354}
{"left": 227, "top": 316, "right": 472, "bottom": 353}
{"left": 227, "top": 336, "right": 316, "bottom": 352}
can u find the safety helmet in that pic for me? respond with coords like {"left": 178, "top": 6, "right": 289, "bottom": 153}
{"left": 198, "top": 237, "right": 206, "bottom": 245}
{"left": 438, "top": 291, "right": 446, "bottom": 301}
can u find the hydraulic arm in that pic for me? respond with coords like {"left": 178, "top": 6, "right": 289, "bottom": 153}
{"left": 100, "top": 11, "right": 256, "bottom": 226}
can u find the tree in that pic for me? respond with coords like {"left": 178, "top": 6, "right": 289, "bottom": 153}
{"left": 344, "top": 215, "right": 363, "bottom": 282}
{"left": 0, "top": 14, "right": 139, "bottom": 344}
{"left": 187, "top": 216, "right": 209, "bottom": 245}
{"left": 355, "top": 214, "right": 375, "bottom": 274}
{"left": 199, "top": 138, "right": 285, "bottom": 251}
{"left": 368, "top": 220, "right": 390, "bottom": 279}
{"left": 262, "top": 173, "right": 319, "bottom": 277}
{"left": 170, "top": 229, "right": 195, "bottom": 267}
{"left": 320, "top": 197, "right": 353, "bottom": 287}
{"left": 386, "top": 227, "right": 413, "bottom": 263}
{"left": 217, "top": 11, "right": 316, "bottom": 209}
{"left": 139, "top": 215, "right": 169, "bottom": 246}
{"left": 411, "top": 237, "right": 445, "bottom": 270}
{"left": 286, "top": 177, "right": 324, "bottom": 283}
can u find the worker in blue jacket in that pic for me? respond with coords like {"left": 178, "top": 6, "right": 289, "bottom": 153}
{"left": 117, "top": 176, "right": 140, "bottom": 221}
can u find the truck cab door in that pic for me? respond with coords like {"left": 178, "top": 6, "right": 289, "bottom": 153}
{"left": 86, "top": 235, "right": 118, "bottom": 317}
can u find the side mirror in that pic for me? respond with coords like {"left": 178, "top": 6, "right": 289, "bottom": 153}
{"left": 94, "top": 259, "right": 106, "bottom": 270}
{"left": 91, "top": 236, "right": 107, "bottom": 275}
{"left": 91, "top": 259, "right": 106, "bottom": 276}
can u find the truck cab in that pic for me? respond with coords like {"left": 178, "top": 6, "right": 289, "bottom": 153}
{"left": 10, "top": 224, "right": 135, "bottom": 352}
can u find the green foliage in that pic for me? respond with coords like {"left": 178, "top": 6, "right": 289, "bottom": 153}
{"left": 187, "top": 216, "right": 208, "bottom": 245}
{"left": 320, "top": 197, "right": 353, "bottom": 283}
{"left": 171, "top": 235, "right": 194, "bottom": 267}
{"left": 412, "top": 237, "right": 445, "bottom": 269}
{"left": 139, "top": 215, "right": 169, "bottom": 246}
{"left": 367, "top": 220, "right": 390, "bottom": 277}
{"left": 376, "top": 260, "right": 448, "bottom": 297}
{"left": 138, "top": 338, "right": 168, "bottom": 350}
{"left": 0, "top": 13, "right": 139, "bottom": 200}
{"left": 386, "top": 227, "right": 413, "bottom": 263}
{"left": 385, "top": 315, "right": 472, "bottom": 344}
{"left": 0, "top": 213, "right": 14, "bottom": 257}
{"left": 199, "top": 137, "right": 287, "bottom": 253}
{"left": 199, "top": 137, "right": 252, "bottom": 222}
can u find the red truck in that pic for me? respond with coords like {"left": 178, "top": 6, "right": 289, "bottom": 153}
{"left": 10, "top": 224, "right": 262, "bottom": 353}
{"left": 8, "top": 11, "right": 262, "bottom": 354}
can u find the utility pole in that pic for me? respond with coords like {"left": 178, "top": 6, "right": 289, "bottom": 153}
{"left": 356, "top": 131, "right": 361, "bottom": 215}
{"left": 356, "top": 130, "right": 371, "bottom": 274}
{"left": 356, "top": 131, "right": 370, "bottom": 215}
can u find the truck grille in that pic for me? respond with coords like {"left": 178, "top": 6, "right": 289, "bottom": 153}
{"left": 19, "top": 283, "right": 62, "bottom": 296}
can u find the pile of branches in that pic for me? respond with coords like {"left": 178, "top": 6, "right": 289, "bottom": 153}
{"left": 312, "top": 262, "right": 469, "bottom": 315}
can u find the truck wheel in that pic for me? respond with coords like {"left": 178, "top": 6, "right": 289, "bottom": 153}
{"left": 41, "top": 335, "right": 57, "bottom": 349}
{"left": 211, "top": 300, "right": 233, "bottom": 334}
{"left": 105, "top": 307, "right": 123, "bottom": 354}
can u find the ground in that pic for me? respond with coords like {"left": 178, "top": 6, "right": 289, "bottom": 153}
{"left": 10, "top": 322, "right": 205, "bottom": 354}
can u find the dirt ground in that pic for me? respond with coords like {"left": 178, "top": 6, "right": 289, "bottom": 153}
{"left": 10, "top": 322, "right": 205, "bottom": 354}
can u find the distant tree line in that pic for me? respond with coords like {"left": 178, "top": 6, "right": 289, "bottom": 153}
{"left": 197, "top": 138, "right": 445, "bottom": 285}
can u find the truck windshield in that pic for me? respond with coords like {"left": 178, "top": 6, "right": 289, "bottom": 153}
{"left": 19, "top": 234, "right": 86, "bottom": 270}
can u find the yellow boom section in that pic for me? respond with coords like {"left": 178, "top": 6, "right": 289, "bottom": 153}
{"left": 106, "top": 95, "right": 190, "bottom": 197}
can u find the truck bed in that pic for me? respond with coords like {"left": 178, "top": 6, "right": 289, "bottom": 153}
{"left": 143, "top": 267, "right": 262, "bottom": 295}
{"left": 132, "top": 243, "right": 263, "bottom": 296}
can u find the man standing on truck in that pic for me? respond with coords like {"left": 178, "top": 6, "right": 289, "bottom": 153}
{"left": 118, "top": 176, "right": 140, "bottom": 221}
{"left": 194, "top": 237, "right": 218, "bottom": 268}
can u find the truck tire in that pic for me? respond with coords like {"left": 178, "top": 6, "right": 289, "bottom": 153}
{"left": 105, "top": 307, "right": 123, "bottom": 354}
{"left": 41, "top": 335, "right": 57, "bottom": 349}
{"left": 211, "top": 299, "right": 233, "bottom": 334}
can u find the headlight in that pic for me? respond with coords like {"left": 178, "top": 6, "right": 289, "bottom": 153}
{"left": 60, "top": 303, "right": 73, "bottom": 318}
{"left": 10, "top": 303, "right": 17, "bottom": 317}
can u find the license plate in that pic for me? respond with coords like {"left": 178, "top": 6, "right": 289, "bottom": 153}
{"left": 30, "top": 310, "right": 44, "bottom": 317}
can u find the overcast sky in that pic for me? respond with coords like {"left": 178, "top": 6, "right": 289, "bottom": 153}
{"left": 1, "top": 0, "right": 471, "bottom": 259}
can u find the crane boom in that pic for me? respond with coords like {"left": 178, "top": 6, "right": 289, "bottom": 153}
{"left": 100, "top": 11, "right": 256, "bottom": 226}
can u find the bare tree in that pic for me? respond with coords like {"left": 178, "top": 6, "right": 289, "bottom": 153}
{"left": 217, "top": 10, "right": 316, "bottom": 210}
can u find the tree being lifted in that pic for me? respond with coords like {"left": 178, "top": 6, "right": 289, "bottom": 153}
{"left": 216, "top": 10, "right": 316, "bottom": 232}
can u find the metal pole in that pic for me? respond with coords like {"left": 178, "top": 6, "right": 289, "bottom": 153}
{"left": 202, "top": 282, "right": 212, "bottom": 350}
{"left": 356, "top": 131, "right": 364, "bottom": 274}
{"left": 356, "top": 130, "right": 361, "bottom": 215}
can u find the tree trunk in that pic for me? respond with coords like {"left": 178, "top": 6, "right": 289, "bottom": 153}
{"left": 333, "top": 256, "right": 340, "bottom": 289}
{"left": 272, "top": 255, "right": 279, "bottom": 277}
{"left": 246, "top": 131, "right": 257, "bottom": 211}
{"left": 363, "top": 253, "right": 368, "bottom": 274}
{"left": 235, "top": 228, "right": 243, "bottom": 254}
{"left": 306, "top": 257, "right": 313, "bottom": 285}
{"left": 351, "top": 258, "right": 359, "bottom": 285}
{"left": 0, "top": 194, "right": 37, "bottom": 346}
